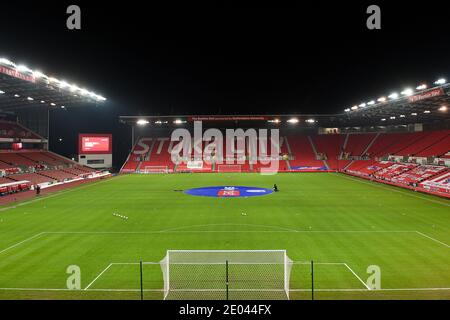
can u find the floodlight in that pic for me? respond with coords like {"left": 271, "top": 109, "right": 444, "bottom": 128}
{"left": 16, "top": 65, "right": 32, "bottom": 73}
{"left": 136, "top": 119, "right": 150, "bottom": 126}
{"left": 388, "top": 93, "right": 399, "bottom": 99}
{"left": 287, "top": 118, "right": 299, "bottom": 124}
{"left": 434, "top": 78, "right": 446, "bottom": 85}
{"left": 401, "top": 88, "right": 414, "bottom": 96}
{"left": 416, "top": 84, "right": 427, "bottom": 90}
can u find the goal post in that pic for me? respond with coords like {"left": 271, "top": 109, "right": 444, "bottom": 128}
{"left": 141, "top": 166, "right": 169, "bottom": 173}
{"left": 159, "top": 250, "right": 293, "bottom": 300}
{"left": 217, "top": 164, "right": 242, "bottom": 173}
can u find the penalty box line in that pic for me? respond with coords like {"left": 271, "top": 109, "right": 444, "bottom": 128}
{"left": 0, "top": 230, "right": 448, "bottom": 258}
{"left": 83, "top": 261, "right": 369, "bottom": 292}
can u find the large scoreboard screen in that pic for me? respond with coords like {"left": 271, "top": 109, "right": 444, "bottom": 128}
{"left": 78, "top": 134, "right": 112, "bottom": 154}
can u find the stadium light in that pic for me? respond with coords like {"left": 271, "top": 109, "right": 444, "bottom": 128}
{"left": 268, "top": 119, "right": 280, "bottom": 124}
{"left": 61, "top": 105, "right": 65, "bottom": 109}
{"left": 40, "top": 100, "right": 45, "bottom": 103}
{"left": 411, "top": 112, "right": 417, "bottom": 116}
{"left": 0, "top": 90, "right": 4, "bottom": 94}
{"left": 16, "top": 65, "right": 32, "bottom": 73}
{"left": 401, "top": 88, "right": 414, "bottom": 96}
{"left": 377, "top": 97, "right": 387, "bottom": 102}
{"left": 59, "top": 81, "right": 69, "bottom": 88}
{"left": 438, "top": 105, "right": 448, "bottom": 112}
{"left": 367, "top": 100, "right": 375, "bottom": 105}
{"left": 48, "top": 77, "right": 60, "bottom": 84}
{"left": 399, "top": 114, "right": 406, "bottom": 118}
{"left": 27, "top": 97, "right": 34, "bottom": 101}
{"left": 14, "top": 94, "right": 20, "bottom": 97}
{"left": 416, "top": 84, "right": 427, "bottom": 90}
{"left": 0, "top": 57, "right": 106, "bottom": 102}
{"left": 287, "top": 118, "right": 299, "bottom": 124}
{"left": 390, "top": 116, "right": 396, "bottom": 119}
{"left": 358, "top": 103, "right": 366, "bottom": 108}
{"left": 305, "top": 119, "right": 316, "bottom": 123}
{"left": 434, "top": 78, "right": 446, "bottom": 85}
{"left": 32, "top": 70, "right": 45, "bottom": 78}
{"left": 381, "top": 118, "right": 386, "bottom": 121}
{"left": 69, "top": 85, "right": 79, "bottom": 92}
{"left": 173, "top": 119, "right": 186, "bottom": 124}
{"left": 0, "top": 58, "right": 15, "bottom": 66}
{"left": 344, "top": 108, "right": 351, "bottom": 112}
{"left": 136, "top": 119, "right": 150, "bottom": 126}
{"left": 50, "top": 102, "right": 56, "bottom": 106}
{"left": 351, "top": 106, "right": 358, "bottom": 110}
{"left": 388, "top": 93, "right": 399, "bottom": 99}
{"left": 424, "top": 110, "right": 431, "bottom": 113}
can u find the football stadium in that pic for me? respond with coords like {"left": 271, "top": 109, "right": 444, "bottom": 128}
{"left": 0, "top": 3, "right": 449, "bottom": 305}
{"left": 0, "top": 56, "right": 448, "bottom": 301}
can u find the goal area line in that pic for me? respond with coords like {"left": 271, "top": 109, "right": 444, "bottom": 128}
{"left": 82, "top": 261, "right": 368, "bottom": 292}
{"left": 0, "top": 287, "right": 449, "bottom": 292}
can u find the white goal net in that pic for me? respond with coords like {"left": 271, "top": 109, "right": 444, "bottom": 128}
{"left": 141, "top": 166, "right": 169, "bottom": 173}
{"left": 217, "top": 164, "right": 242, "bottom": 173}
{"left": 160, "top": 250, "right": 293, "bottom": 300}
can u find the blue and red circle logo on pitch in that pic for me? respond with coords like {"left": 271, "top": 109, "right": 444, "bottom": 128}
{"left": 184, "top": 186, "right": 273, "bottom": 198}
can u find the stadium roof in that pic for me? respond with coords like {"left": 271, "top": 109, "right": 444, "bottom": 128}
{"left": 119, "top": 77, "right": 450, "bottom": 128}
{"left": 0, "top": 57, "right": 106, "bottom": 112}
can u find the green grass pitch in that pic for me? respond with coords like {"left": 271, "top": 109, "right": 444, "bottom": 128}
{"left": 0, "top": 173, "right": 448, "bottom": 300}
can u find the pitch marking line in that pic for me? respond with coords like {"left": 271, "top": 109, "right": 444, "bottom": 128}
{"left": 84, "top": 263, "right": 113, "bottom": 290}
{"left": 0, "top": 232, "right": 45, "bottom": 255}
{"left": 1, "top": 230, "right": 448, "bottom": 257}
{"left": 1, "top": 230, "right": 447, "bottom": 257}
{"left": 343, "top": 263, "right": 371, "bottom": 290}
{"left": 95, "top": 261, "right": 368, "bottom": 291}
{"left": 0, "top": 287, "right": 449, "bottom": 292}
{"left": 415, "top": 231, "right": 450, "bottom": 248}
{"left": 337, "top": 174, "right": 450, "bottom": 207}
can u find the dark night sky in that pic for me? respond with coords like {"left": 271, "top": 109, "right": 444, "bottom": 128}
{"left": 1, "top": 1, "right": 450, "bottom": 166}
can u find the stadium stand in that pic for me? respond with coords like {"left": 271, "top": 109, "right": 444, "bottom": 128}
{"left": 396, "top": 130, "right": 449, "bottom": 156}
{"left": 420, "top": 171, "right": 450, "bottom": 194}
{"left": 310, "top": 134, "right": 343, "bottom": 170}
{"left": 391, "top": 165, "right": 448, "bottom": 186}
{"left": 373, "top": 163, "right": 419, "bottom": 181}
{"left": 286, "top": 135, "right": 327, "bottom": 170}
{"left": 0, "top": 120, "right": 41, "bottom": 139}
{"left": 8, "top": 173, "right": 54, "bottom": 185}
{"left": 415, "top": 131, "right": 450, "bottom": 157}
{"left": 121, "top": 130, "right": 449, "bottom": 177}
